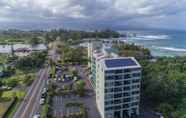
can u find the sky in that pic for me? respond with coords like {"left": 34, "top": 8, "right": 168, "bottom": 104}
{"left": 0, "top": 0, "right": 186, "bottom": 30}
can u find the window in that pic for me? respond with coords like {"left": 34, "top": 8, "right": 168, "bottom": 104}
{"left": 132, "top": 79, "right": 140, "bottom": 83}
{"left": 132, "top": 91, "right": 139, "bottom": 95}
{"left": 123, "top": 92, "right": 130, "bottom": 97}
{"left": 114, "top": 88, "right": 122, "bottom": 92}
{"left": 115, "top": 69, "right": 123, "bottom": 74}
{"left": 105, "top": 70, "right": 114, "bottom": 74}
{"left": 114, "top": 93, "right": 122, "bottom": 98}
{"left": 123, "top": 86, "right": 130, "bottom": 91}
{"left": 105, "top": 107, "right": 113, "bottom": 111}
{"left": 105, "top": 94, "right": 114, "bottom": 99}
{"left": 115, "top": 81, "right": 123, "bottom": 86}
{"left": 124, "top": 69, "right": 131, "bottom": 73}
{"left": 115, "top": 75, "right": 122, "bottom": 80}
{"left": 131, "top": 68, "right": 141, "bottom": 71}
{"left": 105, "top": 88, "right": 114, "bottom": 93}
{"left": 124, "top": 74, "right": 131, "bottom": 79}
{"left": 131, "top": 102, "right": 139, "bottom": 106}
{"left": 124, "top": 80, "right": 130, "bottom": 85}
{"left": 123, "top": 104, "right": 129, "bottom": 108}
{"left": 132, "top": 85, "right": 140, "bottom": 89}
{"left": 106, "top": 76, "right": 114, "bottom": 80}
{"left": 114, "top": 99, "right": 122, "bottom": 104}
{"left": 105, "top": 100, "right": 114, "bottom": 105}
{"left": 105, "top": 82, "right": 114, "bottom": 87}
{"left": 133, "top": 73, "right": 141, "bottom": 77}
{"left": 123, "top": 98, "right": 131, "bottom": 102}
{"left": 114, "top": 106, "right": 121, "bottom": 110}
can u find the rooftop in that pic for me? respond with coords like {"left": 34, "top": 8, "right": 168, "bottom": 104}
{"left": 104, "top": 57, "right": 141, "bottom": 69}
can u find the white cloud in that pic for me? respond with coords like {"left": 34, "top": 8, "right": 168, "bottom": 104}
{"left": 0, "top": 0, "right": 186, "bottom": 29}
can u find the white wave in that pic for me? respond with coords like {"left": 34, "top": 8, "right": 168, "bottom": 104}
{"left": 133, "top": 37, "right": 157, "bottom": 41}
{"left": 154, "top": 46, "right": 186, "bottom": 52}
{"left": 135, "top": 35, "right": 169, "bottom": 40}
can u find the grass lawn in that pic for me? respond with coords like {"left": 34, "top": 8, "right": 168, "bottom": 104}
{"left": 5, "top": 99, "right": 20, "bottom": 118}
{"left": 0, "top": 101, "right": 12, "bottom": 117}
{"left": 1, "top": 90, "right": 25, "bottom": 99}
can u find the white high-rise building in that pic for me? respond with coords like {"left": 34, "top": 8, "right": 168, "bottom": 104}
{"left": 96, "top": 57, "right": 141, "bottom": 118}
{"left": 88, "top": 41, "right": 141, "bottom": 118}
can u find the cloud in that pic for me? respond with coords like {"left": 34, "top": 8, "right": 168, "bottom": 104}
{"left": 0, "top": 0, "right": 186, "bottom": 30}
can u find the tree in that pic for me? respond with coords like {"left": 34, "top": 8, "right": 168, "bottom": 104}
{"left": 29, "top": 37, "right": 40, "bottom": 46}
{"left": 158, "top": 103, "right": 174, "bottom": 118}
{"left": 74, "top": 80, "right": 86, "bottom": 96}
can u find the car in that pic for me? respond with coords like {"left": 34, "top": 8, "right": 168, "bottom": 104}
{"left": 33, "top": 114, "right": 40, "bottom": 118}
{"left": 39, "top": 98, "right": 45, "bottom": 105}
{"left": 41, "top": 93, "right": 47, "bottom": 98}
{"left": 42, "top": 88, "right": 47, "bottom": 94}
{"left": 155, "top": 112, "right": 164, "bottom": 118}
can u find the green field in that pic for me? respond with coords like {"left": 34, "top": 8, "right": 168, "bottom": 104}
{"left": 0, "top": 101, "right": 11, "bottom": 117}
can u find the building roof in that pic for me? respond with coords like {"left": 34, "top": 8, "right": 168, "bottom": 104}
{"left": 103, "top": 57, "right": 141, "bottom": 69}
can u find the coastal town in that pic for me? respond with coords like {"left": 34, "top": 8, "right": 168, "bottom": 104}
{"left": 0, "top": 30, "right": 150, "bottom": 118}
{"left": 1, "top": 0, "right": 186, "bottom": 118}
{"left": 0, "top": 29, "right": 186, "bottom": 118}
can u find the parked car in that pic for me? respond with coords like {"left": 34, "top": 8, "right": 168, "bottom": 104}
{"left": 42, "top": 88, "right": 47, "bottom": 94}
{"left": 33, "top": 113, "right": 40, "bottom": 118}
{"left": 41, "top": 93, "right": 47, "bottom": 98}
{"left": 39, "top": 98, "right": 45, "bottom": 105}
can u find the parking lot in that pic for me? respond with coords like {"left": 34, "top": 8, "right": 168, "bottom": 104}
{"left": 52, "top": 91, "right": 100, "bottom": 118}
{"left": 50, "top": 64, "right": 100, "bottom": 118}
{"left": 52, "top": 95, "right": 81, "bottom": 117}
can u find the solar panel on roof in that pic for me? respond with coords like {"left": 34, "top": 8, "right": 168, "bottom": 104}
{"left": 105, "top": 58, "right": 137, "bottom": 68}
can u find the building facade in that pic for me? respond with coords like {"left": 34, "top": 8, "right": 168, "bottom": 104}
{"left": 88, "top": 41, "right": 118, "bottom": 89}
{"left": 88, "top": 41, "right": 141, "bottom": 118}
{"left": 96, "top": 57, "right": 141, "bottom": 118}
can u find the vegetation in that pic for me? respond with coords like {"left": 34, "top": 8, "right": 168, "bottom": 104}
{"left": 44, "top": 29, "right": 120, "bottom": 44}
{"left": 113, "top": 43, "right": 151, "bottom": 59}
{"left": 41, "top": 95, "right": 50, "bottom": 118}
{"left": 58, "top": 43, "right": 88, "bottom": 65}
{"left": 16, "top": 51, "right": 47, "bottom": 72}
{"left": 1, "top": 97, "right": 19, "bottom": 118}
{"left": 0, "top": 30, "right": 45, "bottom": 44}
{"left": 28, "top": 37, "right": 41, "bottom": 46}
{"left": 0, "top": 29, "right": 120, "bottom": 45}
{"left": 74, "top": 80, "right": 86, "bottom": 97}
{"left": 0, "top": 51, "right": 45, "bottom": 116}
{"left": 114, "top": 43, "right": 186, "bottom": 118}
{"left": 64, "top": 102, "right": 87, "bottom": 118}
{"left": 141, "top": 57, "right": 186, "bottom": 118}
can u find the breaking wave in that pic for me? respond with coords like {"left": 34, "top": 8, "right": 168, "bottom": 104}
{"left": 134, "top": 35, "right": 169, "bottom": 40}
{"left": 153, "top": 46, "right": 186, "bottom": 52}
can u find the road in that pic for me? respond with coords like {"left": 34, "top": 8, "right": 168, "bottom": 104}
{"left": 13, "top": 68, "right": 49, "bottom": 118}
{"left": 75, "top": 65, "right": 101, "bottom": 118}
{"left": 13, "top": 48, "right": 57, "bottom": 118}
{"left": 75, "top": 65, "right": 93, "bottom": 90}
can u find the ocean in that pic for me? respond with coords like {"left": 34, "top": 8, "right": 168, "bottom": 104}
{"left": 121, "top": 30, "right": 186, "bottom": 57}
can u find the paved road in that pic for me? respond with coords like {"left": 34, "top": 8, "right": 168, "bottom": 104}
{"left": 75, "top": 65, "right": 93, "bottom": 90}
{"left": 13, "top": 68, "right": 49, "bottom": 118}
{"left": 75, "top": 65, "right": 101, "bottom": 118}
{"left": 14, "top": 48, "right": 57, "bottom": 118}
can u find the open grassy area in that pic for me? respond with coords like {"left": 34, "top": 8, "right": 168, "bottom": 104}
{"left": 1, "top": 90, "right": 25, "bottom": 99}
{"left": 5, "top": 99, "right": 20, "bottom": 118}
{"left": 0, "top": 101, "right": 11, "bottom": 117}
{"left": 0, "top": 37, "right": 28, "bottom": 44}
{"left": 0, "top": 54, "right": 8, "bottom": 64}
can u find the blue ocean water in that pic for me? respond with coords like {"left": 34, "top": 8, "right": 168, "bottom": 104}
{"left": 122, "top": 30, "right": 186, "bottom": 57}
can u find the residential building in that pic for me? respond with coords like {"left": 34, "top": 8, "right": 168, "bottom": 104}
{"left": 96, "top": 57, "right": 141, "bottom": 118}
{"left": 88, "top": 41, "right": 118, "bottom": 88}
{"left": 88, "top": 41, "right": 141, "bottom": 118}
